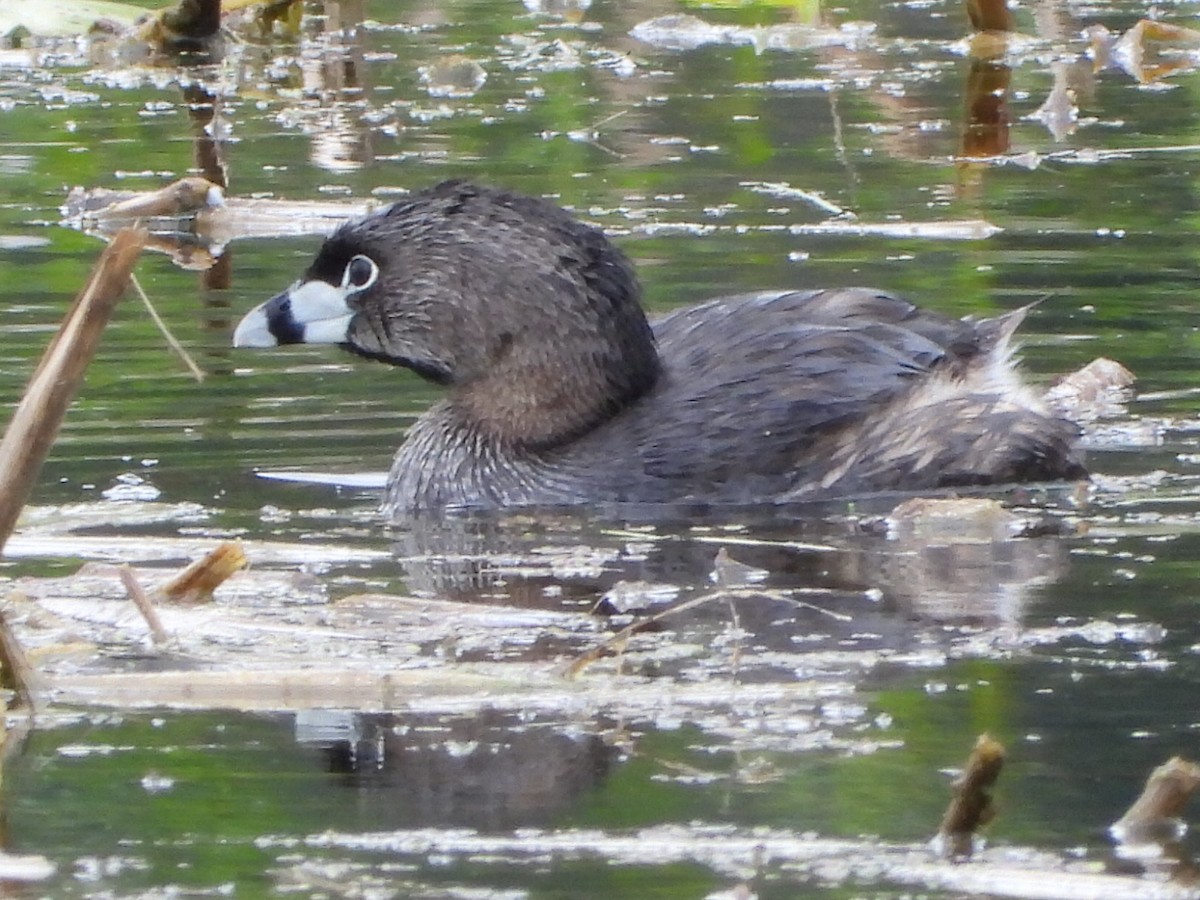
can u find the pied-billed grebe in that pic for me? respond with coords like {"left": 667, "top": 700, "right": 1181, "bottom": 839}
{"left": 233, "top": 180, "right": 1085, "bottom": 514}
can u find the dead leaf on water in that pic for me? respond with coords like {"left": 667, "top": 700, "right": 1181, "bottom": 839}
{"left": 1094, "top": 19, "right": 1200, "bottom": 83}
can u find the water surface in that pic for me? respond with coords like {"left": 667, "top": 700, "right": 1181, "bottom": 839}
{"left": 2, "top": 0, "right": 1200, "bottom": 896}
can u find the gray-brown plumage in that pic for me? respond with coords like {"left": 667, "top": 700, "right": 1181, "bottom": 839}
{"left": 233, "top": 180, "right": 1086, "bottom": 514}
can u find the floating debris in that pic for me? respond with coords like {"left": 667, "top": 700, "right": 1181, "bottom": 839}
{"left": 522, "top": 0, "right": 592, "bottom": 19}
{"left": 788, "top": 219, "right": 1002, "bottom": 240}
{"left": 0, "top": 852, "right": 54, "bottom": 883}
{"left": 597, "top": 580, "right": 680, "bottom": 615}
{"left": 1092, "top": 19, "right": 1200, "bottom": 84}
{"left": 419, "top": 56, "right": 487, "bottom": 98}
{"left": 101, "top": 472, "right": 163, "bottom": 502}
{"left": 629, "top": 14, "right": 741, "bottom": 51}
{"left": 883, "top": 497, "right": 1026, "bottom": 543}
{"left": 63, "top": 178, "right": 376, "bottom": 264}
{"left": 935, "top": 733, "right": 1006, "bottom": 858}
{"left": 258, "top": 821, "right": 1200, "bottom": 900}
{"left": 629, "top": 14, "right": 874, "bottom": 54}
{"left": 1111, "top": 756, "right": 1200, "bottom": 846}
{"left": 154, "top": 541, "right": 249, "bottom": 605}
{"left": 710, "top": 547, "right": 769, "bottom": 588}
{"left": 741, "top": 181, "right": 853, "bottom": 219}
{"left": 1044, "top": 357, "right": 1136, "bottom": 421}
{"left": 1028, "top": 61, "right": 1080, "bottom": 142}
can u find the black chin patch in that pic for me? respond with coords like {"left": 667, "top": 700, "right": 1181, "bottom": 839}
{"left": 343, "top": 344, "right": 454, "bottom": 385}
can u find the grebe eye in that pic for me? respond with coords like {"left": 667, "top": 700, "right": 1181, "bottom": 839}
{"left": 343, "top": 254, "right": 379, "bottom": 292}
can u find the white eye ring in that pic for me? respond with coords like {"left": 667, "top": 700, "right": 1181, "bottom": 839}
{"left": 341, "top": 254, "right": 379, "bottom": 293}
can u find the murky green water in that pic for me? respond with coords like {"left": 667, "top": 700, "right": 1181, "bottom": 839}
{"left": 3, "top": 0, "right": 1200, "bottom": 896}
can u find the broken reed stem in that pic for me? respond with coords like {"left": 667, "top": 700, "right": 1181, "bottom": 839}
{"left": 0, "top": 227, "right": 145, "bottom": 556}
{"left": 0, "top": 609, "right": 40, "bottom": 711}
{"left": 130, "top": 273, "right": 205, "bottom": 382}
{"left": 119, "top": 565, "right": 170, "bottom": 646}
{"left": 937, "top": 733, "right": 1006, "bottom": 858}
{"left": 1112, "top": 756, "right": 1200, "bottom": 841}
{"left": 153, "top": 541, "right": 248, "bottom": 605}
{"left": 118, "top": 544, "right": 248, "bottom": 646}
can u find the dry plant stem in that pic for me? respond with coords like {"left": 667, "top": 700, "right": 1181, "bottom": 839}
{"left": 130, "top": 274, "right": 205, "bottom": 382}
{"left": 568, "top": 592, "right": 716, "bottom": 677}
{"left": 154, "top": 541, "right": 248, "bottom": 604}
{"left": 567, "top": 587, "right": 835, "bottom": 678}
{"left": 726, "top": 595, "right": 743, "bottom": 671}
{"left": 1113, "top": 757, "right": 1200, "bottom": 834}
{"left": 0, "top": 227, "right": 145, "bottom": 555}
{"left": 94, "top": 176, "right": 219, "bottom": 221}
{"left": 938, "top": 733, "right": 1006, "bottom": 857}
{"left": 119, "top": 565, "right": 170, "bottom": 646}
